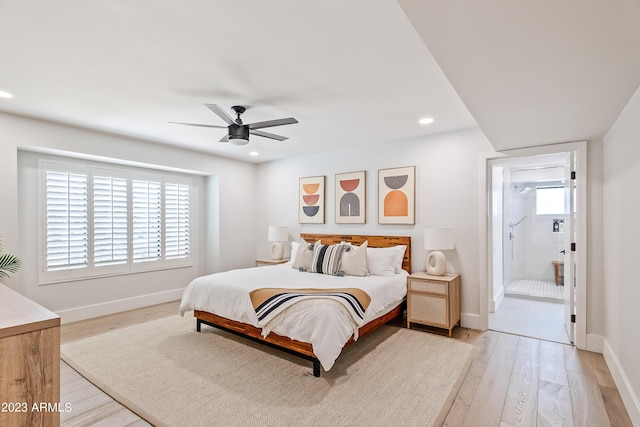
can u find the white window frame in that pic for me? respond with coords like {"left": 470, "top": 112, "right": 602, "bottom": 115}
{"left": 38, "top": 159, "right": 193, "bottom": 285}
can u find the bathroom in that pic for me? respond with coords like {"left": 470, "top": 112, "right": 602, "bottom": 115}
{"left": 489, "top": 158, "right": 572, "bottom": 344}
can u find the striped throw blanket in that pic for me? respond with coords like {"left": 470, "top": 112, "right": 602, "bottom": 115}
{"left": 249, "top": 287, "right": 372, "bottom": 335}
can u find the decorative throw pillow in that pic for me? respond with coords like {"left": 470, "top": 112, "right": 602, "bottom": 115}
{"left": 341, "top": 241, "right": 370, "bottom": 277}
{"left": 310, "top": 243, "right": 347, "bottom": 275}
{"left": 292, "top": 238, "right": 318, "bottom": 271}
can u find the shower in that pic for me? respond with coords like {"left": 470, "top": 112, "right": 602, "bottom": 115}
{"left": 514, "top": 184, "right": 532, "bottom": 194}
{"left": 508, "top": 215, "right": 527, "bottom": 260}
{"left": 508, "top": 215, "right": 527, "bottom": 241}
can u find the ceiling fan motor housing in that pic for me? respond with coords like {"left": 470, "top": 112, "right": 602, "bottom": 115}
{"left": 229, "top": 124, "right": 250, "bottom": 145}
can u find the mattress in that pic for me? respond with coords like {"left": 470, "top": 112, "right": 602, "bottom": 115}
{"left": 179, "top": 263, "right": 408, "bottom": 370}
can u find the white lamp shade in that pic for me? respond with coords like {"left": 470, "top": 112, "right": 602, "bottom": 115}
{"left": 424, "top": 227, "right": 455, "bottom": 250}
{"left": 268, "top": 226, "right": 288, "bottom": 242}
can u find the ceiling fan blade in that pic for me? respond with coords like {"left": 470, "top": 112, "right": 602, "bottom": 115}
{"left": 219, "top": 134, "right": 229, "bottom": 142}
{"left": 251, "top": 130, "right": 288, "bottom": 141}
{"left": 168, "top": 121, "right": 227, "bottom": 129}
{"left": 205, "top": 104, "right": 236, "bottom": 125}
{"left": 248, "top": 117, "right": 298, "bottom": 130}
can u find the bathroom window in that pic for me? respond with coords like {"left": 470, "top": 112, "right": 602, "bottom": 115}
{"left": 536, "top": 186, "right": 565, "bottom": 215}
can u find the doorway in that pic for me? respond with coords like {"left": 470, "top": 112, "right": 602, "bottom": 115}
{"left": 481, "top": 142, "right": 586, "bottom": 348}
{"left": 490, "top": 156, "right": 570, "bottom": 344}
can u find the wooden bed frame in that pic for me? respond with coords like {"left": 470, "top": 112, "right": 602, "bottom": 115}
{"left": 194, "top": 233, "right": 411, "bottom": 377}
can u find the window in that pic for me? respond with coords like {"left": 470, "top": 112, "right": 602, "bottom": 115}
{"left": 164, "top": 183, "right": 191, "bottom": 259}
{"left": 132, "top": 179, "right": 163, "bottom": 263}
{"left": 535, "top": 186, "right": 565, "bottom": 215}
{"left": 40, "top": 160, "right": 193, "bottom": 284}
{"left": 45, "top": 170, "right": 88, "bottom": 272}
{"left": 94, "top": 175, "right": 128, "bottom": 267}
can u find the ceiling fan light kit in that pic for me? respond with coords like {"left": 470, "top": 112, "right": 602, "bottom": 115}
{"left": 171, "top": 104, "right": 298, "bottom": 146}
{"left": 229, "top": 127, "right": 250, "bottom": 145}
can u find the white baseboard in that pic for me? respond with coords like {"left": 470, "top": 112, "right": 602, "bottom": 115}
{"left": 56, "top": 288, "right": 184, "bottom": 324}
{"left": 602, "top": 338, "right": 640, "bottom": 427}
{"left": 586, "top": 333, "right": 603, "bottom": 353}
{"left": 488, "top": 288, "right": 505, "bottom": 313}
{"left": 461, "top": 312, "right": 482, "bottom": 330}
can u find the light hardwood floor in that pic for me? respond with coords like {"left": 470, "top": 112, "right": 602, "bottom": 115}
{"left": 60, "top": 301, "right": 633, "bottom": 426}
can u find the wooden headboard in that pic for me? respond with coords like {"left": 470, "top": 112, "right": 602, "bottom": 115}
{"left": 299, "top": 233, "right": 411, "bottom": 273}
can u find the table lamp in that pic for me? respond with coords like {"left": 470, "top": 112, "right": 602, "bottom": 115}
{"left": 268, "top": 226, "right": 288, "bottom": 260}
{"left": 424, "top": 227, "right": 454, "bottom": 275}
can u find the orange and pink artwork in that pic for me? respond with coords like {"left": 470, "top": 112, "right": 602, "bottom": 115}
{"left": 378, "top": 166, "right": 415, "bottom": 224}
{"left": 299, "top": 176, "right": 325, "bottom": 224}
{"left": 335, "top": 171, "right": 366, "bottom": 224}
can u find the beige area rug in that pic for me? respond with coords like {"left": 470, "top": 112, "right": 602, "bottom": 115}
{"left": 61, "top": 315, "right": 475, "bottom": 427}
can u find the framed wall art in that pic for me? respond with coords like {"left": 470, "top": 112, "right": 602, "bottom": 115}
{"left": 335, "top": 171, "right": 366, "bottom": 224}
{"left": 378, "top": 166, "right": 415, "bottom": 224}
{"left": 299, "top": 175, "right": 325, "bottom": 224}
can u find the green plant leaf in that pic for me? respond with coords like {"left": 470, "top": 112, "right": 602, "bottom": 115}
{"left": 0, "top": 253, "right": 22, "bottom": 278}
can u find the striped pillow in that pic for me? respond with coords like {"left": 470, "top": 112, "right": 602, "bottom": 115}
{"left": 310, "top": 243, "right": 347, "bottom": 276}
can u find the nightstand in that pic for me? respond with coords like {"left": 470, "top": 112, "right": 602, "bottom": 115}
{"left": 407, "top": 272, "right": 461, "bottom": 337}
{"left": 255, "top": 259, "right": 290, "bottom": 267}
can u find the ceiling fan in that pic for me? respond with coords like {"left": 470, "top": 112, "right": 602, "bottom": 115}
{"left": 169, "top": 104, "right": 298, "bottom": 146}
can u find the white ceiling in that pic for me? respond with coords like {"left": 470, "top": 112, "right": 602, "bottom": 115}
{"left": 0, "top": 0, "right": 476, "bottom": 163}
{"left": 1, "top": 1, "right": 639, "bottom": 162}
{"left": 398, "top": 0, "right": 640, "bottom": 151}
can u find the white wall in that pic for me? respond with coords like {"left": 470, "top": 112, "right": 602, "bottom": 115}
{"left": 0, "top": 112, "right": 257, "bottom": 322}
{"left": 256, "top": 128, "right": 495, "bottom": 328}
{"left": 587, "top": 137, "right": 605, "bottom": 343}
{"left": 602, "top": 86, "right": 640, "bottom": 425}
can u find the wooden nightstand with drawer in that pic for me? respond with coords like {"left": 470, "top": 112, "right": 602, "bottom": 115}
{"left": 407, "top": 272, "right": 461, "bottom": 337}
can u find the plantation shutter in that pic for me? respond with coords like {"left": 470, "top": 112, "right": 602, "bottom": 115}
{"left": 93, "top": 175, "right": 128, "bottom": 266}
{"left": 165, "top": 183, "right": 190, "bottom": 258}
{"left": 40, "top": 159, "right": 194, "bottom": 284}
{"left": 132, "top": 180, "right": 162, "bottom": 262}
{"left": 45, "top": 171, "right": 88, "bottom": 271}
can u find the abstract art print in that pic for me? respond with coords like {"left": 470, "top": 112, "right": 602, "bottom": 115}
{"left": 299, "top": 176, "right": 325, "bottom": 224}
{"left": 378, "top": 166, "right": 415, "bottom": 224}
{"left": 335, "top": 171, "right": 366, "bottom": 224}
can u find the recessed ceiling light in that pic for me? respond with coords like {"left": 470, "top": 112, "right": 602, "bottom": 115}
{"left": 0, "top": 90, "right": 14, "bottom": 99}
{"left": 419, "top": 117, "right": 434, "bottom": 125}
{"left": 249, "top": 151, "right": 259, "bottom": 156}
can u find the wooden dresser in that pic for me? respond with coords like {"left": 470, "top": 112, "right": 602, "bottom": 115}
{"left": 0, "top": 283, "right": 61, "bottom": 427}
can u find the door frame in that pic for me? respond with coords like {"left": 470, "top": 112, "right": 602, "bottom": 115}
{"left": 478, "top": 141, "right": 587, "bottom": 350}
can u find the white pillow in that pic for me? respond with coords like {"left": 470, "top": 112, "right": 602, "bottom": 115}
{"left": 341, "top": 241, "right": 370, "bottom": 277}
{"left": 367, "top": 245, "right": 407, "bottom": 276}
{"left": 367, "top": 247, "right": 396, "bottom": 276}
{"left": 287, "top": 241, "right": 299, "bottom": 265}
{"left": 391, "top": 245, "right": 407, "bottom": 273}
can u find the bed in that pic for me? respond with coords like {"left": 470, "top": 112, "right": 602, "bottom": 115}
{"left": 179, "top": 233, "right": 411, "bottom": 376}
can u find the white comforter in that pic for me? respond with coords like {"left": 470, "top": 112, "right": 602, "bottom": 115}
{"left": 179, "top": 264, "right": 408, "bottom": 371}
